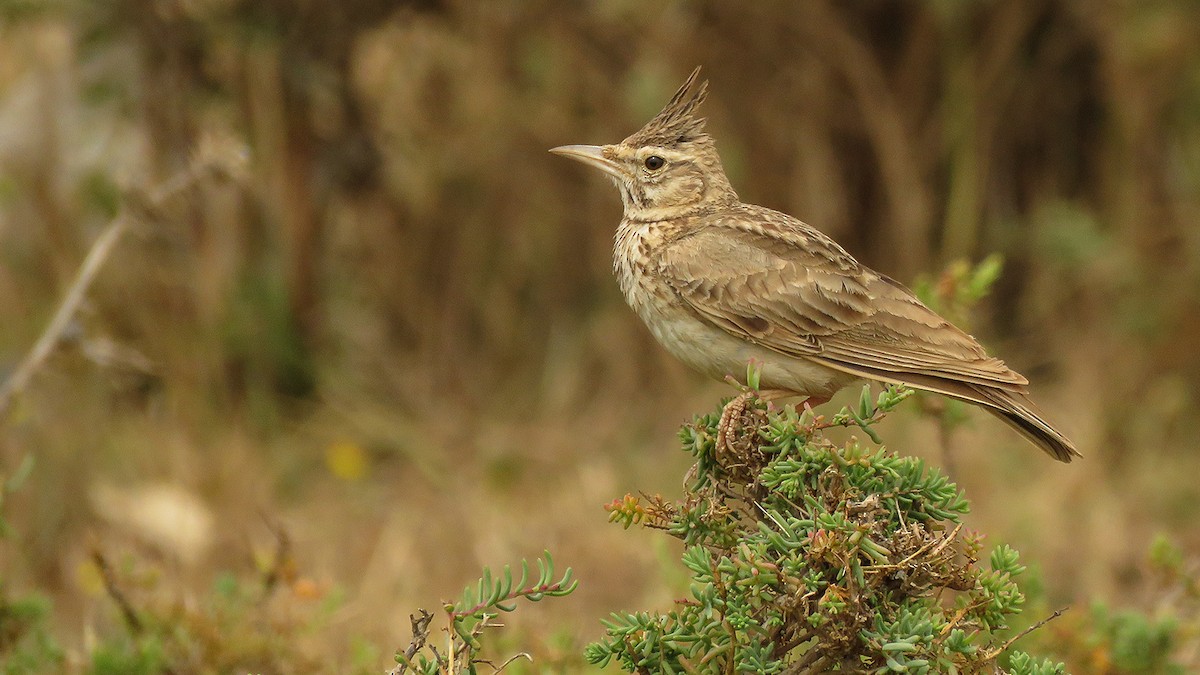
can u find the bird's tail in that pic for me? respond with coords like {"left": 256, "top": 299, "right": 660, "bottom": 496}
{"left": 806, "top": 358, "right": 1081, "bottom": 462}
{"left": 968, "top": 385, "right": 1081, "bottom": 463}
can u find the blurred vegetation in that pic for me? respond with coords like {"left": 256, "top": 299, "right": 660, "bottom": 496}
{"left": 0, "top": 0, "right": 1199, "bottom": 672}
{"left": 0, "top": 457, "right": 64, "bottom": 673}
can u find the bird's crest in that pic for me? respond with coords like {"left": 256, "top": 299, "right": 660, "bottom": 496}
{"left": 623, "top": 67, "right": 710, "bottom": 149}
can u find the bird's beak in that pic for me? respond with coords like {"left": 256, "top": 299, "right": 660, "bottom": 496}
{"left": 549, "top": 144, "right": 626, "bottom": 180}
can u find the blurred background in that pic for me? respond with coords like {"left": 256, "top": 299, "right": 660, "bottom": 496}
{"left": 1, "top": 0, "right": 1199, "bottom": 671}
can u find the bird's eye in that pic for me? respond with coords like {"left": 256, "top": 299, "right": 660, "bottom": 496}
{"left": 644, "top": 155, "right": 665, "bottom": 170}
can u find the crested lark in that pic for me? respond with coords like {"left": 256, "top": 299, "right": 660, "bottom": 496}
{"left": 551, "top": 67, "right": 1079, "bottom": 462}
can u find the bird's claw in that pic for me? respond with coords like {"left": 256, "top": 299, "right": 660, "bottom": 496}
{"left": 717, "top": 390, "right": 755, "bottom": 455}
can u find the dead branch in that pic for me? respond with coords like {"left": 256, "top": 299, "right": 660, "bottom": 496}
{"left": 0, "top": 142, "right": 244, "bottom": 419}
{"left": 90, "top": 545, "right": 143, "bottom": 635}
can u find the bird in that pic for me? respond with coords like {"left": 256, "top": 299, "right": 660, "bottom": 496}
{"left": 550, "top": 67, "right": 1079, "bottom": 462}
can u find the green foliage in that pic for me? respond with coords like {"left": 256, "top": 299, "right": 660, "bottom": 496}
{"left": 1031, "top": 599, "right": 1192, "bottom": 675}
{"left": 911, "top": 256, "right": 1005, "bottom": 448}
{"left": 57, "top": 520, "right": 388, "bottom": 674}
{"left": 0, "top": 457, "right": 64, "bottom": 674}
{"left": 393, "top": 551, "right": 578, "bottom": 675}
{"left": 0, "top": 455, "right": 33, "bottom": 539}
{"left": 89, "top": 637, "right": 168, "bottom": 675}
{"left": 1018, "top": 534, "right": 1200, "bottom": 672}
{"left": 0, "top": 591, "right": 63, "bottom": 674}
{"left": 79, "top": 556, "right": 337, "bottom": 674}
{"left": 221, "top": 269, "right": 318, "bottom": 403}
{"left": 0, "top": 0, "right": 61, "bottom": 22}
{"left": 1005, "top": 651, "right": 1066, "bottom": 675}
{"left": 1086, "top": 606, "right": 1180, "bottom": 674}
{"left": 79, "top": 169, "right": 123, "bottom": 219}
{"left": 588, "top": 384, "right": 1063, "bottom": 673}
{"left": 913, "top": 254, "right": 1004, "bottom": 329}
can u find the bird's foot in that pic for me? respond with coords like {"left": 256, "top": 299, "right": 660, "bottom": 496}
{"left": 717, "top": 390, "right": 755, "bottom": 455}
{"left": 717, "top": 389, "right": 809, "bottom": 455}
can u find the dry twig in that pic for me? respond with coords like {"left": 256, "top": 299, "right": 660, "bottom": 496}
{"left": 260, "top": 512, "right": 295, "bottom": 599}
{"left": 89, "top": 545, "right": 143, "bottom": 635}
{"left": 388, "top": 610, "right": 435, "bottom": 675}
{"left": 983, "top": 607, "right": 1069, "bottom": 660}
{"left": 0, "top": 144, "right": 244, "bottom": 419}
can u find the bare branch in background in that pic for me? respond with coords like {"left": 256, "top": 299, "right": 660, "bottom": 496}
{"left": 0, "top": 138, "right": 247, "bottom": 420}
{"left": 89, "top": 544, "right": 144, "bottom": 635}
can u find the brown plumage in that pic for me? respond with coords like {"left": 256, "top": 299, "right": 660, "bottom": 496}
{"left": 551, "top": 67, "right": 1079, "bottom": 462}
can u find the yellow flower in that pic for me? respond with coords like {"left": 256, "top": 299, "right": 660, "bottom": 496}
{"left": 325, "top": 440, "right": 368, "bottom": 482}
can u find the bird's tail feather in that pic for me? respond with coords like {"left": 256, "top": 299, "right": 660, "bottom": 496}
{"left": 967, "top": 385, "right": 1080, "bottom": 463}
{"left": 808, "top": 358, "right": 1081, "bottom": 462}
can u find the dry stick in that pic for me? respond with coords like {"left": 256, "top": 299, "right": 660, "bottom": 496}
{"left": 781, "top": 647, "right": 830, "bottom": 675}
{"left": 388, "top": 610, "right": 435, "bottom": 675}
{"left": 493, "top": 653, "right": 533, "bottom": 672}
{"left": 90, "top": 545, "right": 143, "bottom": 634}
{"left": 982, "top": 607, "right": 1069, "bottom": 661}
{"left": 0, "top": 160, "right": 218, "bottom": 419}
{"left": 260, "top": 512, "right": 294, "bottom": 599}
{"left": 0, "top": 215, "right": 128, "bottom": 417}
{"left": 867, "top": 522, "right": 964, "bottom": 573}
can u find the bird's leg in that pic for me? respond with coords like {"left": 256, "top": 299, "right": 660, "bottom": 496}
{"left": 801, "top": 395, "right": 830, "bottom": 414}
{"left": 717, "top": 388, "right": 793, "bottom": 453}
{"left": 716, "top": 391, "right": 752, "bottom": 454}
{"left": 759, "top": 388, "right": 797, "bottom": 413}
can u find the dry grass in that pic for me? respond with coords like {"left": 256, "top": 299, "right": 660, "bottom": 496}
{"left": 2, "top": 1, "right": 1200, "bottom": 672}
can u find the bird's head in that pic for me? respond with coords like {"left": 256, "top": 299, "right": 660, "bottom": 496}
{"left": 552, "top": 67, "right": 737, "bottom": 219}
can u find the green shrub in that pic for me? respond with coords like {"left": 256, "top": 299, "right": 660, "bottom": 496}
{"left": 1029, "top": 533, "right": 1199, "bottom": 674}
{"left": 587, "top": 381, "right": 1064, "bottom": 673}
{"left": 392, "top": 552, "right": 578, "bottom": 674}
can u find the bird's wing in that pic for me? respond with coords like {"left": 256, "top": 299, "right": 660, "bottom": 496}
{"left": 658, "top": 209, "right": 1028, "bottom": 390}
